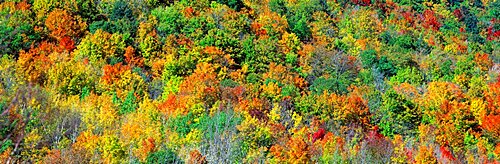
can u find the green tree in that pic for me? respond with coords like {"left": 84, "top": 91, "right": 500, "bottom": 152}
{"left": 0, "top": 3, "right": 39, "bottom": 56}
{"left": 377, "top": 89, "right": 421, "bottom": 137}
{"left": 89, "top": 0, "right": 139, "bottom": 37}
{"left": 390, "top": 67, "right": 424, "bottom": 85}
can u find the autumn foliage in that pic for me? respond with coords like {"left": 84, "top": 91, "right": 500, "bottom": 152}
{"left": 0, "top": 0, "right": 499, "bottom": 163}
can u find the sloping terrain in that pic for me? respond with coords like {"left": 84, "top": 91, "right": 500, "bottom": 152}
{"left": 0, "top": 0, "right": 499, "bottom": 163}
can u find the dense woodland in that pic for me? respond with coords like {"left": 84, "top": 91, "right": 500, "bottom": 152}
{"left": 0, "top": 0, "right": 499, "bottom": 163}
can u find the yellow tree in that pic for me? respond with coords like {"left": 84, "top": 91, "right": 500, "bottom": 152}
{"left": 120, "top": 97, "right": 162, "bottom": 161}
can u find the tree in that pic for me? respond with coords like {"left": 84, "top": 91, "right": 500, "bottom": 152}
{"left": 136, "top": 19, "right": 161, "bottom": 66}
{"left": 17, "top": 42, "right": 59, "bottom": 85}
{"left": 74, "top": 29, "right": 127, "bottom": 63}
{"left": 45, "top": 8, "right": 87, "bottom": 41}
{"left": 151, "top": 4, "right": 185, "bottom": 38}
{"left": 0, "top": 1, "right": 39, "bottom": 56}
{"left": 284, "top": 0, "right": 325, "bottom": 40}
{"left": 47, "top": 60, "right": 96, "bottom": 96}
{"left": 33, "top": 0, "right": 98, "bottom": 22}
{"left": 146, "top": 148, "right": 183, "bottom": 163}
{"left": 89, "top": 0, "right": 139, "bottom": 36}
{"left": 389, "top": 67, "right": 424, "bottom": 85}
{"left": 100, "top": 63, "right": 145, "bottom": 97}
{"left": 422, "top": 9, "right": 442, "bottom": 31}
{"left": 377, "top": 89, "right": 421, "bottom": 137}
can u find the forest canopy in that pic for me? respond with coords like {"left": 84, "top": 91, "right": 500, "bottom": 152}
{"left": 0, "top": 0, "right": 499, "bottom": 163}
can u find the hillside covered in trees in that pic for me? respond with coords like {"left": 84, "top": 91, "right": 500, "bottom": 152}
{"left": 0, "top": 0, "right": 499, "bottom": 163}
